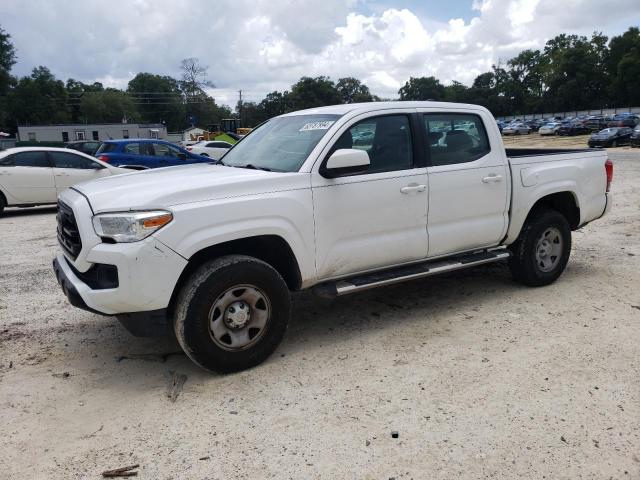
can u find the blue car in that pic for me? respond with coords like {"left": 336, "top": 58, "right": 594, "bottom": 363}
{"left": 95, "top": 139, "right": 209, "bottom": 169}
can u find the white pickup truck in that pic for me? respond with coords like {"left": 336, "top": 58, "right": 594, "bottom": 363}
{"left": 53, "top": 101, "right": 613, "bottom": 373}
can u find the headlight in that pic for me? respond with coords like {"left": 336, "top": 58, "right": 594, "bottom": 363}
{"left": 92, "top": 211, "right": 173, "bottom": 243}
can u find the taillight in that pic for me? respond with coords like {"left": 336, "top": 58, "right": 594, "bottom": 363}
{"left": 98, "top": 155, "right": 110, "bottom": 162}
{"left": 605, "top": 158, "right": 613, "bottom": 192}
{"left": 186, "top": 147, "right": 192, "bottom": 151}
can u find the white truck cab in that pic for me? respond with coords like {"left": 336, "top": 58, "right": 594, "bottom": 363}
{"left": 52, "top": 101, "right": 613, "bottom": 372}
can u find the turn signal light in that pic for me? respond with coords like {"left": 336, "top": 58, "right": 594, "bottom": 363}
{"left": 142, "top": 214, "right": 173, "bottom": 229}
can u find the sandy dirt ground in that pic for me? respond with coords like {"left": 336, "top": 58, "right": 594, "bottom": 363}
{"left": 1, "top": 137, "right": 639, "bottom": 479}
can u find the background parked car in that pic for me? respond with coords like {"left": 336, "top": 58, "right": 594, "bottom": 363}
{"left": 606, "top": 114, "right": 639, "bottom": 128}
{"left": 0, "top": 147, "right": 131, "bottom": 214}
{"left": 524, "top": 119, "right": 543, "bottom": 132}
{"left": 539, "top": 122, "right": 561, "bottom": 136}
{"left": 95, "top": 139, "right": 210, "bottom": 169}
{"left": 502, "top": 123, "right": 531, "bottom": 135}
{"left": 584, "top": 117, "right": 608, "bottom": 132}
{"left": 557, "top": 120, "right": 590, "bottom": 136}
{"left": 631, "top": 125, "right": 640, "bottom": 147}
{"left": 186, "top": 140, "right": 233, "bottom": 160}
{"left": 588, "top": 127, "right": 633, "bottom": 148}
{"left": 65, "top": 140, "right": 102, "bottom": 155}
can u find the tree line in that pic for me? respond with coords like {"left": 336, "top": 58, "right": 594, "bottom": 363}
{"left": 0, "top": 24, "right": 639, "bottom": 132}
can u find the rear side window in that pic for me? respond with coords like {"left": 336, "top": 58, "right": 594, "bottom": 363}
{"left": 0, "top": 151, "right": 49, "bottom": 167}
{"left": 423, "top": 113, "right": 490, "bottom": 166}
{"left": 49, "top": 151, "right": 102, "bottom": 169}
{"left": 124, "top": 143, "right": 141, "bottom": 154}
{"left": 96, "top": 143, "right": 118, "bottom": 154}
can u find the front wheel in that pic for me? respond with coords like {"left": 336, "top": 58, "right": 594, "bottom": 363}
{"left": 509, "top": 209, "right": 571, "bottom": 287}
{"left": 0, "top": 194, "right": 5, "bottom": 215}
{"left": 174, "top": 255, "right": 291, "bottom": 373}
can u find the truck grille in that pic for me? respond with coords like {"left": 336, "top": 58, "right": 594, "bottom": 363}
{"left": 57, "top": 201, "right": 82, "bottom": 260}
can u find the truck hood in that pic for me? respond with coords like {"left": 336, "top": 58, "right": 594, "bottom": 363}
{"left": 73, "top": 163, "right": 307, "bottom": 212}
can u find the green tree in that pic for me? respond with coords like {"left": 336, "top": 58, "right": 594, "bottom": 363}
{"left": 398, "top": 76, "right": 445, "bottom": 101}
{"left": 127, "top": 73, "right": 184, "bottom": 130}
{"left": 8, "top": 66, "right": 70, "bottom": 126}
{"left": 336, "top": 77, "right": 373, "bottom": 103}
{"left": 607, "top": 27, "right": 640, "bottom": 105}
{"left": 79, "top": 88, "right": 140, "bottom": 123}
{"left": 0, "top": 25, "right": 17, "bottom": 130}
{"left": 288, "top": 76, "right": 340, "bottom": 110}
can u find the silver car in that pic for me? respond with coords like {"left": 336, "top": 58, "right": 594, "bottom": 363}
{"left": 539, "top": 122, "right": 561, "bottom": 136}
{"left": 502, "top": 123, "right": 531, "bottom": 135}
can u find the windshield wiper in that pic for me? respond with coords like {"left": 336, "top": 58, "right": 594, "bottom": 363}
{"left": 237, "top": 164, "right": 272, "bottom": 171}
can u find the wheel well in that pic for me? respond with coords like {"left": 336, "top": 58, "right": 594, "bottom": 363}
{"left": 0, "top": 189, "right": 6, "bottom": 207}
{"left": 529, "top": 192, "right": 580, "bottom": 229}
{"left": 168, "top": 235, "right": 302, "bottom": 317}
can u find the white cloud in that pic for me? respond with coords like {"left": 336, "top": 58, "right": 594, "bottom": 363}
{"left": 1, "top": 0, "right": 639, "bottom": 106}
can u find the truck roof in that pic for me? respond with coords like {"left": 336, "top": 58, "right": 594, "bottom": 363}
{"left": 281, "top": 101, "right": 488, "bottom": 117}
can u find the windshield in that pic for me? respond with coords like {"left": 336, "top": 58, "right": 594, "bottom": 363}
{"left": 221, "top": 114, "right": 341, "bottom": 172}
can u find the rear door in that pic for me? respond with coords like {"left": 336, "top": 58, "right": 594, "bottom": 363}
{"left": 0, "top": 151, "right": 56, "bottom": 203}
{"left": 420, "top": 110, "right": 509, "bottom": 257}
{"left": 49, "top": 151, "right": 112, "bottom": 193}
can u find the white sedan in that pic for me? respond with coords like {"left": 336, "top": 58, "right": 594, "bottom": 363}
{"left": 186, "top": 140, "right": 233, "bottom": 160}
{"left": 0, "top": 147, "right": 131, "bottom": 214}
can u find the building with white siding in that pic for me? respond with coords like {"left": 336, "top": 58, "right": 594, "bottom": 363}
{"left": 17, "top": 123, "right": 168, "bottom": 143}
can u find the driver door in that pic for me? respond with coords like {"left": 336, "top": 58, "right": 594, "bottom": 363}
{"left": 311, "top": 112, "right": 429, "bottom": 280}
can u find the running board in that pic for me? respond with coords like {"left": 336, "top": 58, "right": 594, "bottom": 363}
{"left": 313, "top": 249, "right": 511, "bottom": 298}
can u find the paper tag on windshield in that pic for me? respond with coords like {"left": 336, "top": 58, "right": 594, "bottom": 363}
{"left": 299, "top": 121, "right": 335, "bottom": 131}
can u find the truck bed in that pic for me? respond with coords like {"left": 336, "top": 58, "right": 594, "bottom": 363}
{"left": 506, "top": 147, "right": 597, "bottom": 158}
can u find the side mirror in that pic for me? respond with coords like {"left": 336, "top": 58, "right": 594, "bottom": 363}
{"left": 322, "top": 149, "right": 370, "bottom": 178}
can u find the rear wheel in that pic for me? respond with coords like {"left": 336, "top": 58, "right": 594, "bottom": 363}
{"left": 174, "top": 255, "right": 290, "bottom": 373}
{"left": 509, "top": 209, "right": 571, "bottom": 287}
{"left": 0, "top": 193, "right": 5, "bottom": 216}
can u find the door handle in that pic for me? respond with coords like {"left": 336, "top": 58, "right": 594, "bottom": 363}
{"left": 400, "top": 184, "right": 427, "bottom": 194}
{"left": 482, "top": 174, "right": 503, "bottom": 183}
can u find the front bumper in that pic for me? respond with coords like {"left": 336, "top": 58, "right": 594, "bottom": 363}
{"left": 53, "top": 189, "right": 188, "bottom": 316}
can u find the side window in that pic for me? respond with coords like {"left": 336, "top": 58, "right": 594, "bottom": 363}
{"left": 50, "top": 151, "right": 101, "bottom": 169}
{"left": 331, "top": 115, "right": 413, "bottom": 174}
{"left": 153, "top": 143, "right": 180, "bottom": 157}
{"left": 424, "top": 113, "right": 490, "bottom": 166}
{"left": 206, "top": 142, "right": 231, "bottom": 149}
{"left": 9, "top": 151, "right": 49, "bottom": 167}
{"left": 124, "top": 143, "right": 141, "bottom": 155}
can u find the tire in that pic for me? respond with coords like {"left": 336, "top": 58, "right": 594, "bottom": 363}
{"left": 611, "top": 140, "right": 618, "bottom": 148}
{"left": 0, "top": 192, "right": 5, "bottom": 215}
{"left": 508, "top": 209, "right": 571, "bottom": 287}
{"left": 174, "top": 255, "right": 290, "bottom": 373}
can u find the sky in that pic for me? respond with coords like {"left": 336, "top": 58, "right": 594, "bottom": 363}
{"left": 1, "top": 0, "right": 639, "bottom": 108}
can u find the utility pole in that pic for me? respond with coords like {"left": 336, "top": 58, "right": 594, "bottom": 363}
{"left": 238, "top": 89, "right": 243, "bottom": 125}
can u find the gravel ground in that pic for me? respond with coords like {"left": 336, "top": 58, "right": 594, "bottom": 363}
{"left": 1, "top": 140, "right": 639, "bottom": 479}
